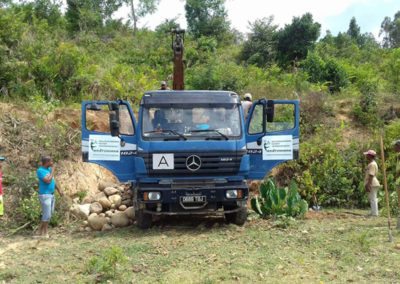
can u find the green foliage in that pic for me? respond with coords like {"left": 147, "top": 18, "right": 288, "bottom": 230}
{"left": 240, "top": 16, "right": 278, "bottom": 67}
{"left": 251, "top": 179, "right": 308, "bottom": 218}
{"left": 86, "top": 246, "right": 128, "bottom": 282}
{"left": 352, "top": 77, "right": 380, "bottom": 127}
{"left": 324, "top": 58, "right": 348, "bottom": 92}
{"left": 18, "top": 190, "right": 42, "bottom": 225}
{"left": 380, "top": 11, "right": 400, "bottom": 48}
{"left": 276, "top": 13, "right": 321, "bottom": 67}
{"left": 185, "top": 0, "right": 231, "bottom": 43}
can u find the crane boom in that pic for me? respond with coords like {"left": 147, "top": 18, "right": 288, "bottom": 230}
{"left": 171, "top": 29, "right": 185, "bottom": 90}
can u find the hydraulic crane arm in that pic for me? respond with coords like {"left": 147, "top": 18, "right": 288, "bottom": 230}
{"left": 171, "top": 29, "right": 185, "bottom": 90}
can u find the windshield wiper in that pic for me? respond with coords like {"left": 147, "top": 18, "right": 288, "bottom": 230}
{"left": 145, "top": 129, "right": 187, "bottom": 140}
{"left": 190, "top": 129, "right": 229, "bottom": 140}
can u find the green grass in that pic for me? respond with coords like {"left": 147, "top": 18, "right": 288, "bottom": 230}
{"left": 0, "top": 210, "right": 399, "bottom": 283}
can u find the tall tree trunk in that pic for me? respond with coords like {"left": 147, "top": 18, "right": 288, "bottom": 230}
{"left": 129, "top": 0, "right": 138, "bottom": 33}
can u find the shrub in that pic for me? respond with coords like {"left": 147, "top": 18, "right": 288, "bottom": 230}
{"left": 251, "top": 179, "right": 308, "bottom": 218}
{"left": 86, "top": 246, "right": 128, "bottom": 282}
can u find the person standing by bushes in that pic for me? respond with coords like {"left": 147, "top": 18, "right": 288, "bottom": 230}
{"left": 35, "top": 156, "right": 63, "bottom": 238}
{"left": 0, "top": 156, "right": 5, "bottom": 217}
{"left": 393, "top": 140, "right": 400, "bottom": 229}
{"left": 363, "top": 150, "right": 380, "bottom": 217}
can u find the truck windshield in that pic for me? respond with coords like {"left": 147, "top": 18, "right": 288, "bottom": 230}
{"left": 142, "top": 105, "right": 241, "bottom": 140}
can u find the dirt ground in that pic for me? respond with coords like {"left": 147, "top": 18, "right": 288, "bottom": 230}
{"left": 0, "top": 210, "right": 399, "bottom": 284}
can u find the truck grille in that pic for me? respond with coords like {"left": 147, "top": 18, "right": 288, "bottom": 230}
{"left": 141, "top": 152, "right": 242, "bottom": 176}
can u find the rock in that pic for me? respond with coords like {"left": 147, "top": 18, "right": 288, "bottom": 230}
{"left": 82, "top": 195, "right": 94, "bottom": 204}
{"left": 85, "top": 227, "right": 92, "bottom": 232}
{"left": 125, "top": 207, "right": 135, "bottom": 219}
{"left": 111, "top": 204, "right": 116, "bottom": 209}
{"left": 121, "top": 199, "right": 133, "bottom": 207}
{"left": 99, "top": 213, "right": 105, "bottom": 217}
{"left": 109, "top": 194, "right": 122, "bottom": 207}
{"left": 88, "top": 214, "right": 108, "bottom": 231}
{"left": 90, "top": 202, "right": 103, "bottom": 214}
{"left": 94, "top": 192, "right": 107, "bottom": 202}
{"left": 105, "top": 210, "right": 113, "bottom": 218}
{"left": 102, "top": 223, "right": 113, "bottom": 231}
{"left": 98, "top": 181, "right": 115, "bottom": 191}
{"left": 119, "top": 205, "right": 127, "bottom": 211}
{"left": 104, "top": 187, "right": 119, "bottom": 196}
{"left": 79, "top": 227, "right": 85, "bottom": 232}
{"left": 98, "top": 197, "right": 112, "bottom": 210}
{"left": 73, "top": 197, "right": 80, "bottom": 204}
{"left": 106, "top": 217, "right": 111, "bottom": 224}
{"left": 70, "top": 204, "right": 91, "bottom": 219}
{"left": 111, "top": 211, "right": 130, "bottom": 227}
{"left": 83, "top": 220, "right": 88, "bottom": 226}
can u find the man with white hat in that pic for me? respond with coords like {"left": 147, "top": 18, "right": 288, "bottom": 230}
{"left": 241, "top": 93, "right": 253, "bottom": 119}
{"left": 363, "top": 149, "right": 380, "bottom": 216}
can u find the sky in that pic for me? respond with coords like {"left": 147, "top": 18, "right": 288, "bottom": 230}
{"left": 115, "top": 0, "right": 400, "bottom": 40}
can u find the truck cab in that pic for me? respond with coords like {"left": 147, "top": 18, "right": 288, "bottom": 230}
{"left": 82, "top": 91, "right": 299, "bottom": 228}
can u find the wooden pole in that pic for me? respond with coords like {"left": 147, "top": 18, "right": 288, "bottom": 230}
{"left": 379, "top": 133, "right": 393, "bottom": 242}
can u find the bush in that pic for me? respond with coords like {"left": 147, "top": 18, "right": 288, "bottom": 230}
{"left": 251, "top": 179, "right": 308, "bottom": 218}
{"left": 86, "top": 246, "right": 128, "bottom": 282}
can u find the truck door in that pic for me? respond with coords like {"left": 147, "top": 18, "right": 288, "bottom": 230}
{"left": 81, "top": 101, "right": 137, "bottom": 182}
{"left": 245, "top": 99, "right": 299, "bottom": 180}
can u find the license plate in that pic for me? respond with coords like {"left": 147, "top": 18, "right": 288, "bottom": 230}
{"left": 181, "top": 196, "right": 206, "bottom": 203}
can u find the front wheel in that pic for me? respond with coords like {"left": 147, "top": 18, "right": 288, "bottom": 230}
{"left": 225, "top": 207, "right": 247, "bottom": 226}
{"left": 135, "top": 209, "right": 152, "bottom": 229}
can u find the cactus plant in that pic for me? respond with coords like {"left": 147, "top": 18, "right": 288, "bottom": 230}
{"left": 251, "top": 179, "right": 308, "bottom": 218}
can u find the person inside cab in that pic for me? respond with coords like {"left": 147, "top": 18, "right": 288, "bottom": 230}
{"left": 160, "top": 81, "right": 170, "bottom": 90}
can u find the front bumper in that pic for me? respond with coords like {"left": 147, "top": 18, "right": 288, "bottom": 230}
{"left": 135, "top": 180, "right": 248, "bottom": 215}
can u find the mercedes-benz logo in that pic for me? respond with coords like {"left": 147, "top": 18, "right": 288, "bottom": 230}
{"left": 186, "top": 155, "right": 202, "bottom": 172}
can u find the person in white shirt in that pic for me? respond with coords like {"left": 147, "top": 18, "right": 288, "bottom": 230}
{"left": 241, "top": 93, "right": 253, "bottom": 119}
{"left": 363, "top": 150, "right": 381, "bottom": 216}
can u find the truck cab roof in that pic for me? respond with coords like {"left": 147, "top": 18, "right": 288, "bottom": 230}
{"left": 141, "top": 90, "right": 241, "bottom": 106}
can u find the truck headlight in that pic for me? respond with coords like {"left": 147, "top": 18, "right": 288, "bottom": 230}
{"left": 226, "top": 190, "right": 243, "bottom": 199}
{"left": 144, "top": 192, "right": 161, "bottom": 201}
{"left": 226, "top": 190, "right": 238, "bottom": 199}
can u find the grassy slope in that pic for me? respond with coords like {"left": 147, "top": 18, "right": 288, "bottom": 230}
{"left": 0, "top": 211, "right": 399, "bottom": 283}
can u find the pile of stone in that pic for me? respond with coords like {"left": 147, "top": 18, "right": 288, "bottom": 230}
{"left": 70, "top": 181, "right": 135, "bottom": 231}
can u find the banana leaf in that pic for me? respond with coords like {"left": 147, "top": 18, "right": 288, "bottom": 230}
{"left": 251, "top": 197, "right": 263, "bottom": 215}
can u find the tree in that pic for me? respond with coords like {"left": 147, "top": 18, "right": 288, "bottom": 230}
{"left": 276, "top": 13, "right": 321, "bottom": 67}
{"left": 124, "top": 0, "right": 160, "bottom": 33}
{"left": 347, "top": 17, "right": 360, "bottom": 40}
{"left": 240, "top": 16, "right": 278, "bottom": 67}
{"left": 32, "top": 0, "right": 62, "bottom": 26}
{"left": 155, "top": 18, "right": 180, "bottom": 34}
{"left": 380, "top": 11, "right": 400, "bottom": 48}
{"left": 185, "top": 0, "right": 230, "bottom": 42}
{"left": 65, "top": 0, "right": 123, "bottom": 33}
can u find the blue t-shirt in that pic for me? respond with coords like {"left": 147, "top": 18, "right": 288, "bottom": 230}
{"left": 37, "top": 166, "right": 56, "bottom": 195}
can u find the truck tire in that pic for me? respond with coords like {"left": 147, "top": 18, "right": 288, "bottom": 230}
{"left": 136, "top": 209, "right": 152, "bottom": 229}
{"left": 225, "top": 207, "right": 247, "bottom": 226}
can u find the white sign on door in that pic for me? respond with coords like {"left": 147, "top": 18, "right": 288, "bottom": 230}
{"left": 153, "top": 154, "right": 174, "bottom": 170}
{"left": 88, "top": 135, "right": 121, "bottom": 161}
{"left": 262, "top": 135, "right": 293, "bottom": 160}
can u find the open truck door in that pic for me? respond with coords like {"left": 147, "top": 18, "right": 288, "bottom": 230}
{"left": 81, "top": 101, "right": 137, "bottom": 182}
{"left": 245, "top": 99, "right": 299, "bottom": 180}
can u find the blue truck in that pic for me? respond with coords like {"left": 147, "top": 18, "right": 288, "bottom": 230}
{"left": 81, "top": 91, "right": 299, "bottom": 228}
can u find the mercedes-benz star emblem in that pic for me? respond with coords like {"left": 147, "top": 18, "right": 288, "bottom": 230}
{"left": 186, "top": 155, "right": 202, "bottom": 172}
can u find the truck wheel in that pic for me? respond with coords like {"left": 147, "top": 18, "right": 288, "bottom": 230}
{"left": 225, "top": 207, "right": 247, "bottom": 226}
{"left": 136, "top": 209, "right": 152, "bottom": 229}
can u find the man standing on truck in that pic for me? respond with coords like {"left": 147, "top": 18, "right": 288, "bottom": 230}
{"left": 393, "top": 140, "right": 400, "bottom": 229}
{"left": 364, "top": 150, "right": 380, "bottom": 217}
{"left": 160, "top": 81, "right": 170, "bottom": 90}
{"left": 241, "top": 93, "right": 252, "bottom": 119}
{"left": 35, "top": 156, "right": 63, "bottom": 238}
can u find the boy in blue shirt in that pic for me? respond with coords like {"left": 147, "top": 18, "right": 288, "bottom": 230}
{"left": 35, "top": 156, "right": 63, "bottom": 238}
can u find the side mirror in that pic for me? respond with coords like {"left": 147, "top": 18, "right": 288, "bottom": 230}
{"left": 108, "top": 102, "right": 120, "bottom": 137}
{"left": 265, "top": 100, "right": 274, "bottom": 123}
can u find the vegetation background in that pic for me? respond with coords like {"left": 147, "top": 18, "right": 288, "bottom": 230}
{"left": 1, "top": 0, "right": 400, "bottom": 222}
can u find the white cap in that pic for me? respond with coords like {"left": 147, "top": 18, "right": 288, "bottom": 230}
{"left": 244, "top": 93, "right": 252, "bottom": 100}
